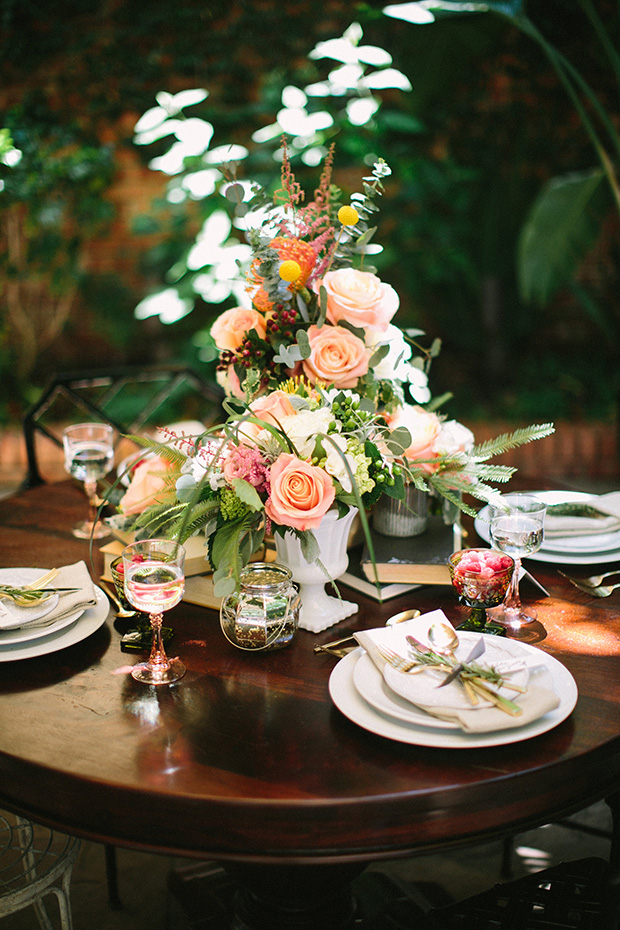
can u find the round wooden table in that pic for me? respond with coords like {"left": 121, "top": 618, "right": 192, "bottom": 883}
{"left": 0, "top": 481, "right": 619, "bottom": 928}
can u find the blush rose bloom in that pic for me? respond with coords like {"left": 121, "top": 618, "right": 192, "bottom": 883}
{"left": 318, "top": 268, "right": 399, "bottom": 333}
{"left": 302, "top": 325, "right": 370, "bottom": 389}
{"left": 210, "top": 306, "right": 266, "bottom": 351}
{"left": 119, "top": 456, "right": 174, "bottom": 515}
{"left": 239, "top": 390, "right": 297, "bottom": 444}
{"left": 265, "top": 453, "right": 335, "bottom": 531}
{"left": 388, "top": 404, "right": 442, "bottom": 473}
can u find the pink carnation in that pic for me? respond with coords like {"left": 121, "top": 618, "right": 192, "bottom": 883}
{"left": 223, "top": 444, "right": 270, "bottom": 494}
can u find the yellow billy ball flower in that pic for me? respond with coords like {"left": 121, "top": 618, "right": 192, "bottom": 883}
{"left": 279, "top": 259, "right": 302, "bottom": 283}
{"left": 338, "top": 205, "right": 359, "bottom": 227}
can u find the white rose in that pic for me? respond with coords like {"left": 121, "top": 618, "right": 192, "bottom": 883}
{"left": 368, "top": 325, "right": 431, "bottom": 403}
{"left": 282, "top": 408, "right": 334, "bottom": 459}
{"left": 433, "top": 420, "right": 475, "bottom": 457}
{"left": 323, "top": 435, "right": 354, "bottom": 493}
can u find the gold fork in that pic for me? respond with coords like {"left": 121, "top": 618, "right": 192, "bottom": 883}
{"left": 558, "top": 568, "right": 620, "bottom": 588}
{"left": 375, "top": 644, "right": 421, "bottom": 673}
{"left": 0, "top": 568, "right": 60, "bottom": 607}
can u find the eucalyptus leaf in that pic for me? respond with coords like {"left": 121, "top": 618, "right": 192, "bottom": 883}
{"left": 273, "top": 343, "right": 304, "bottom": 366}
{"left": 231, "top": 477, "right": 262, "bottom": 512}
{"left": 295, "top": 328, "right": 311, "bottom": 359}
{"left": 386, "top": 426, "right": 412, "bottom": 455}
{"left": 369, "top": 343, "right": 390, "bottom": 367}
{"left": 300, "top": 530, "right": 320, "bottom": 564}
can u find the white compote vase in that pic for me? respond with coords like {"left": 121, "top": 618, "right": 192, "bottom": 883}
{"left": 274, "top": 507, "right": 358, "bottom": 634}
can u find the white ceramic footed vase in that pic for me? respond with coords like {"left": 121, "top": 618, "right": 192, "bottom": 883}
{"left": 274, "top": 507, "right": 359, "bottom": 633}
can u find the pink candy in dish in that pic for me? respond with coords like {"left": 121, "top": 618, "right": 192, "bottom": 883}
{"left": 448, "top": 548, "right": 515, "bottom": 635}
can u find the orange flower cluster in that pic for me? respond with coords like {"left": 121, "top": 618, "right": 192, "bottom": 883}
{"left": 247, "top": 236, "right": 316, "bottom": 313}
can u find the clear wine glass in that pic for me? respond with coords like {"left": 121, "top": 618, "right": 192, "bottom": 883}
{"left": 122, "top": 539, "right": 186, "bottom": 685}
{"left": 62, "top": 422, "right": 114, "bottom": 539}
{"left": 489, "top": 493, "right": 547, "bottom": 639}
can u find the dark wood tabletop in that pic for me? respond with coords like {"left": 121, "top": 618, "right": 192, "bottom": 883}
{"left": 1, "top": 479, "right": 619, "bottom": 927}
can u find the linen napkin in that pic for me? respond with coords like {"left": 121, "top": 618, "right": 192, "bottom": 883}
{"left": 0, "top": 562, "right": 98, "bottom": 631}
{"left": 354, "top": 612, "right": 560, "bottom": 734}
{"left": 544, "top": 491, "right": 620, "bottom": 538}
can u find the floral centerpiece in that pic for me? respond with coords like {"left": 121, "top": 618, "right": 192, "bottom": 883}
{"left": 115, "top": 144, "right": 553, "bottom": 613}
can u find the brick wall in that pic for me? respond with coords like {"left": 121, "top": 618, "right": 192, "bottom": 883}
{"left": 2, "top": 419, "right": 618, "bottom": 496}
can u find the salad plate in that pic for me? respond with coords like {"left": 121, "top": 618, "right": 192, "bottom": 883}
{"left": 0, "top": 587, "right": 109, "bottom": 661}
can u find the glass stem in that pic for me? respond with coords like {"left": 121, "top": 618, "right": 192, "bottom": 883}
{"left": 148, "top": 612, "right": 169, "bottom": 669}
{"left": 504, "top": 557, "right": 522, "bottom": 612}
{"left": 84, "top": 479, "right": 98, "bottom": 526}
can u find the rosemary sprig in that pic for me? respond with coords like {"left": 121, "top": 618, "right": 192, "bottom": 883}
{"left": 406, "top": 641, "right": 526, "bottom": 715}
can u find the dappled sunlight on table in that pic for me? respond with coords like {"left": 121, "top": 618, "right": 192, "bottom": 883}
{"left": 540, "top": 600, "right": 620, "bottom": 655}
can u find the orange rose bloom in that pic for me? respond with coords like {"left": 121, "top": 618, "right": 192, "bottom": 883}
{"left": 119, "top": 456, "right": 175, "bottom": 515}
{"left": 265, "top": 453, "right": 335, "bottom": 531}
{"left": 302, "top": 324, "right": 370, "bottom": 389}
{"left": 210, "top": 307, "right": 266, "bottom": 352}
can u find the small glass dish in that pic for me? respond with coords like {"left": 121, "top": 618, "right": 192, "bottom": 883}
{"left": 448, "top": 548, "right": 515, "bottom": 636}
{"left": 220, "top": 563, "right": 300, "bottom": 651}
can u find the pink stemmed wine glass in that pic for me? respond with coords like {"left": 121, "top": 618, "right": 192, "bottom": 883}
{"left": 122, "top": 539, "right": 186, "bottom": 685}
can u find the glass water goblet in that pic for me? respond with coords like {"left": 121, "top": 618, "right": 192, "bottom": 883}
{"left": 122, "top": 539, "right": 186, "bottom": 685}
{"left": 449, "top": 548, "right": 515, "bottom": 635}
{"left": 489, "top": 494, "right": 547, "bottom": 639}
{"left": 62, "top": 422, "right": 114, "bottom": 539}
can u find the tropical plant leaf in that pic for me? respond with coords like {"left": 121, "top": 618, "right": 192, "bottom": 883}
{"left": 518, "top": 168, "right": 611, "bottom": 306}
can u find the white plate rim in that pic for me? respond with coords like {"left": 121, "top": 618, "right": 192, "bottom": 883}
{"left": 0, "top": 587, "right": 109, "bottom": 662}
{"left": 329, "top": 645, "right": 578, "bottom": 748}
{"left": 475, "top": 491, "right": 620, "bottom": 565}
{"left": 0, "top": 565, "right": 91, "bottom": 644}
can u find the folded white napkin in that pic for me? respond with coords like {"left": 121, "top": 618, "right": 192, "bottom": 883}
{"left": 544, "top": 491, "right": 620, "bottom": 538}
{"left": 0, "top": 562, "right": 97, "bottom": 631}
{"left": 354, "top": 611, "right": 560, "bottom": 734}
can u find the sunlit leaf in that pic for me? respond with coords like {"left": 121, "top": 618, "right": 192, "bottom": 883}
{"left": 518, "top": 168, "right": 611, "bottom": 306}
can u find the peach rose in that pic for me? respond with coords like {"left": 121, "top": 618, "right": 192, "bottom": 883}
{"left": 119, "top": 455, "right": 175, "bottom": 515}
{"left": 388, "top": 405, "right": 442, "bottom": 473}
{"left": 302, "top": 324, "right": 370, "bottom": 389}
{"left": 318, "top": 268, "right": 399, "bottom": 333}
{"left": 210, "top": 306, "right": 266, "bottom": 352}
{"left": 265, "top": 453, "right": 335, "bottom": 531}
{"left": 239, "top": 390, "right": 297, "bottom": 444}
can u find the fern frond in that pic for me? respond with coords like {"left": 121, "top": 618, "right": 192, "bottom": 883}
{"left": 122, "top": 434, "right": 188, "bottom": 467}
{"left": 472, "top": 423, "right": 554, "bottom": 461}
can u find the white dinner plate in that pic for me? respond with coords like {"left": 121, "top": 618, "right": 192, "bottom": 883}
{"left": 0, "top": 567, "right": 94, "bottom": 645}
{"left": 0, "top": 568, "right": 60, "bottom": 628}
{"left": 475, "top": 491, "right": 620, "bottom": 565}
{"left": 353, "top": 634, "right": 529, "bottom": 727}
{"left": 329, "top": 645, "right": 578, "bottom": 748}
{"left": 0, "top": 587, "right": 109, "bottom": 662}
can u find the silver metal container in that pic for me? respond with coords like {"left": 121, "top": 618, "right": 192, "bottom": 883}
{"left": 372, "top": 485, "right": 429, "bottom": 537}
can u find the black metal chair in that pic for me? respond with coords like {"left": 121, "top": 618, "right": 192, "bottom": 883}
{"left": 19, "top": 364, "right": 224, "bottom": 909}
{"left": 21, "top": 364, "right": 224, "bottom": 488}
